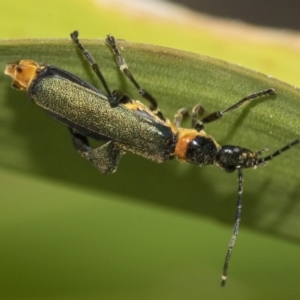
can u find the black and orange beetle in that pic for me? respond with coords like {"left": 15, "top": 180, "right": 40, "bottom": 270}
{"left": 5, "top": 31, "right": 300, "bottom": 286}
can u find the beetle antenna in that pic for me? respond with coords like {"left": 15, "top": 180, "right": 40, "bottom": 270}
{"left": 257, "top": 138, "right": 300, "bottom": 165}
{"left": 222, "top": 137, "right": 300, "bottom": 286}
{"left": 221, "top": 168, "right": 243, "bottom": 287}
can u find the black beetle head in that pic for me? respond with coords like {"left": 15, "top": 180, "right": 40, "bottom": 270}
{"left": 216, "top": 145, "right": 262, "bottom": 172}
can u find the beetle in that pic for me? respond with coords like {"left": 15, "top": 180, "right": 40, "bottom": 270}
{"left": 4, "top": 31, "right": 300, "bottom": 286}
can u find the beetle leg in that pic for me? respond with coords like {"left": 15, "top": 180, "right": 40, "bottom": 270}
{"left": 191, "top": 104, "right": 205, "bottom": 128}
{"left": 71, "top": 31, "right": 132, "bottom": 106}
{"left": 70, "top": 31, "right": 113, "bottom": 99}
{"left": 106, "top": 35, "right": 166, "bottom": 120}
{"left": 81, "top": 141, "right": 125, "bottom": 174}
{"left": 70, "top": 129, "right": 125, "bottom": 173}
{"left": 174, "top": 108, "right": 189, "bottom": 127}
{"left": 174, "top": 105, "right": 205, "bottom": 129}
{"left": 194, "top": 88, "right": 275, "bottom": 129}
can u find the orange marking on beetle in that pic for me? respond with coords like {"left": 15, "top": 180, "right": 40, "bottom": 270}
{"left": 124, "top": 100, "right": 148, "bottom": 111}
{"left": 5, "top": 60, "right": 44, "bottom": 91}
{"left": 175, "top": 129, "right": 201, "bottom": 161}
{"left": 124, "top": 100, "right": 178, "bottom": 134}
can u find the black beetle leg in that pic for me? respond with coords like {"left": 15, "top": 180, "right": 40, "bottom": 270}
{"left": 106, "top": 35, "right": 166, "bottom": 120}
{"left": 195, "top": 88, "right": 276, "bottom": 129}
{"left": 70, "top": 31, "right": 113, "bottom": 99}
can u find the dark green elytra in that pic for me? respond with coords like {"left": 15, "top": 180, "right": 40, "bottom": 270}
{"left": 30, "top": 75, "right": 176, "bottom": 164}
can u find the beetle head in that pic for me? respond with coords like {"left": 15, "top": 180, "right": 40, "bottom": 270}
{"left": 216, "top": 145, "right": 267, "bottom": 172}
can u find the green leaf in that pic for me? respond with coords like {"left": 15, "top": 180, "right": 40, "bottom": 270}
{"left": 1, "top": 38, "right": 300, "bottom": 298}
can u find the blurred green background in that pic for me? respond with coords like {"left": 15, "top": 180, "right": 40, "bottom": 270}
{"left": 1, "top": 0, "right": 300, "bottom": 299}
